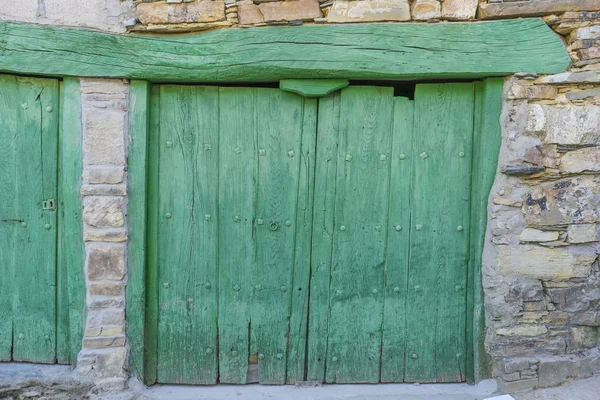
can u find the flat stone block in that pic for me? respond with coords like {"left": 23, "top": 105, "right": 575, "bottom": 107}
{"left": 83, "top": 335, "right": 126, "bottom": 349}
{"left": 498, "top": 246, "right": 595, "bottom": 281}
{"left": 258, "top": 0, "right": 321, "bottom": 22}
{"left": 89, "top": 282, "right": 124, "bottom": 296}
{"left": 86, "top": 244, "right": 126, "bottom": 281}
{"left": 327, "top": 0, "right": 409, "bottom": 22}
{"left": 523, "top": 176, "right": 600, "bottom": 226}
{"left": 84, "top": 109, "right": 126, "bottom": 166}
{"left": 137, "top": 0, "right": 226, "bottom": 24}
{"left": 86, "top": 166, "right": 125, "bottom": 184}
{"left": 84, "top": 230, "right": 128, "bottom": 243}
{"left": 441, "top": 0, "right": 477, "bottom": 20}
{"left": 411, "top": 0, "right": 440, "bottom": 21}
{"left": 83, "top": 197, "right": 125, "bottom": 229}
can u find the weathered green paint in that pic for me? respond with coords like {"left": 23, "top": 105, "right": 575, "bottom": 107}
{"left": 325, "top": 86, "right": 395, "bottom": 383}
{"left": 380, "top": 96, "right": 414, "bottom": 383}
{"left": 0, "top": 74, "right": 60, "bottom": 363}
{"left": 0, "top": 19, "right": 569, "bottom": 82}
{"left": 286, "top": 98, "right": 318, "bottom": 383}
{"left": 306, "top": 91, "right": 341, "bottom": 382}
{"left": 127, "top": 80, "right": 150, "bottom": 380}
{"left": 280, "top": 80, "right": 349, "bottom": 98}
{"left": 150, "top": 86, "right": 315, "bottom": 384}
{"left": 144, "top": 85, "right": 161, "bottom": 385}
{"left": 157, "top": 85, "right": 220, "bottom": 384}
{"left": 404, "top": 83, "right": 474, "bottom": 383}
{"left": 59, "top": 77, "right": 86, "bottom": 364}
{"left": 467, "top": 78, "right": 504, "bottom": 383}
{"left": 135, "top": 81, "right": 503, "bottom": 384}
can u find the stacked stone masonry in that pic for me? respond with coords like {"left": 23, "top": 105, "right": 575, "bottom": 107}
{"left": 77, "top": 79, "right": 130, "bottom": 390}
{"left": 485, "top": 10, "right": 600, "bottom": 392}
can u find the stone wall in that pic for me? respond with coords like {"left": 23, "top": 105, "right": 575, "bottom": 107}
{"left": 484, "top": 11, "right": 600, "bottom": 392}
{"left": 76, "top": 79, "right": 130, "bottom": 390}
{"left": 0, "top": 0, "right": 135, "bottom": 32}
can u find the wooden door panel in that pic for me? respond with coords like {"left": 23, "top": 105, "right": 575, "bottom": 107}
{"left": 380, "top": 96, "right": 414, "bottom": 382}
{"left": 324, "top": 86, "right": 395, "bottom": 383}
{"left": 403, "top": 83, "right": 474, "bottom": 383}
{"left": 0, "top": 75, "right": 59, "bottom": 363}
{"left": 156, "top": 85, "right": 219, "bottom": 384}
{"left": 155, "top": 86, "right": 315, "bottom": 385}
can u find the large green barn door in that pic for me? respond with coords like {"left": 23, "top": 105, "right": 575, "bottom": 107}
{"left": 155, "top": 86, "right": 316, "bottom": 384}
{"left": 307, "top": 83, "right": 474, "bottom": 383}
{"left": 0, "top": 75, "right": 59, "bottom": 363}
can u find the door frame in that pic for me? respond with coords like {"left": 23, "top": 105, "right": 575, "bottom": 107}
{"left": 127, "top": 79, "right": 503, "bottom": 384}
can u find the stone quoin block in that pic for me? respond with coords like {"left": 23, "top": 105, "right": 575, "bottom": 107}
{"left": 86, "top": 244, "right": 126, "bottom": 281}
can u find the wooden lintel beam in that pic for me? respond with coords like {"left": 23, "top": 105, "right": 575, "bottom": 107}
{"left": 0, "top": 19, "right": 570, "bottom": 82}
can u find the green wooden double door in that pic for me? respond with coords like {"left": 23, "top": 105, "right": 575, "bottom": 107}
{"left": 150, "top": 82, "right": 476, "bottom": 384}
{"left": 0, "top": 75, "right": 66, "bottom": 363}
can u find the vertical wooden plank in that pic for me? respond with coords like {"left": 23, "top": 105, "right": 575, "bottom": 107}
{"left": 156, "top": 85, "right": 219, "bottom": 384}
{"left": 127, "top": 80, "right": 150, "bottom": 380}
{"left": 217, "top": 87, "right": 256, "bottom": 384}
{"left": 306, "top": 92, "right": 341, "bottom": 381}
{"left": 56, "top": 81, "right": 71, "bottom": 364}
{"left": 286, "top": 97, "right": 317, "bottom": 384}
{"left": 145, "top": 85, "right": 161, "bottom": 384}
{"left": 253, "top": 89, "right": 305, "bottom": 384}
{"left": 404, "top": 83, "right": 474, "bottom": 383}
{"left": 60, "top": 77, "right": 85, "bottom": 364}
{"left": 467, "top": 78, "right": 503, "bottom": 383}
{"left": 9, "top": 76, "right": 59, "bottom": 363}
{"left": 325, "top": 86, "right": 394, "bottom": 383}
{"left": 380, "top": 97, "right": 414, "bottom": 383}
{"left": 0, "top": 75, "right": 18, "bottom": 361}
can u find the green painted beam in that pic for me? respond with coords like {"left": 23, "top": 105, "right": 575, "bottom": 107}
{"left": 0, "top": 19, "right": 569, "bottom": 82}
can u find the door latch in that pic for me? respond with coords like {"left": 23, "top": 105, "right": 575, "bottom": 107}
{"left": 42, "top": 199, "right": 56, "bottom": 211}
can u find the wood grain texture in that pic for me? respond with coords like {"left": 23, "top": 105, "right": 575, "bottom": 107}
{"left": 144, "top": 85, "right": 161, "bottom": 384}
{"left": 60, "top": 78, "right": 85, "bottom": 364}
{"left": 325, "top": 86, "right": 394, "bottom": 383}
{"left": 0, "top": 75, "right": 59, "bottom": 363}
{"left": 467, "top": 78, "right": 503, "bottom": 383}
{"left": 157, "top": 85, "right": 219, "bottom": 384}
{"left": 217, "top": 87, "right": 256, "bottom": 384}
{"left": 306, "top": 92, "right": 341, "bottom": 382}
{"left": 380, "top": 97, "right": 414, "bottom": 383}
{"left": 0, "top": 19, "right": 569, "bottom": 82}
{"left": 280, "top": 80, "right": 349, "bottom": 98}
{"left": 404, "top": 83, "right": 474, "bottom": 383}
{"left": 127, "top": 80, "right": 150, "bottom": 380}
{"left": 286, "top": 98, "right": 317, "bottom": 384}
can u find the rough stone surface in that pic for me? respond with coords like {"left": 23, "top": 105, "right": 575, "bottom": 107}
{"left": 411, "top": 0, "right": 440, "bottom": 21}
{"left": 86, "top": 166, "right": 125, "bottom": 184}
{"left": 137, "top": 0, "right": 226, "bottom": 24}
{"left": 0, "top": 0, "right": 135, "bottom": 33}
{"left": 258, "top": 0, "right": 321, "bottom": 22}
{"left": 560, "top": 147, "right": 600, "bottom": 173}
{"left": 86, "top": 244, "right": 126, "bottom": 281}
{"left": 238, "top": 1, "right": 264, "bottom": 24}
{"left": 523, "top": 177, "right": 600, "bottom": 226}
{"left": 327, "top": 0, "right": 410, "bottom": 23}
{"left": 519, "top": 228, "right": 560, "bottom": 243}
{"left": 83, "top": 197, "right": 125, "bottom": 229}
{"left": 498, "top": 246, "right": 595, "bottom": 281}
{"left": 441, "top": 0, "right": 477, "bottom": 20}
{"left": 567, "top": 224, "right": 599, "bottom": 244}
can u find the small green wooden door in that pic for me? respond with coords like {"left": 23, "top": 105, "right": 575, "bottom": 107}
{"left": 0, "top": 75, "right": 60, "bottom": 363}
{"left": 151, "top": 83, "right": 474, "bottom": 384}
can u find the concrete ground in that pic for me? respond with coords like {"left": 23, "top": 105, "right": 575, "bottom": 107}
{"left": 1, "top": 363, "right": 599, "bottom": 400}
